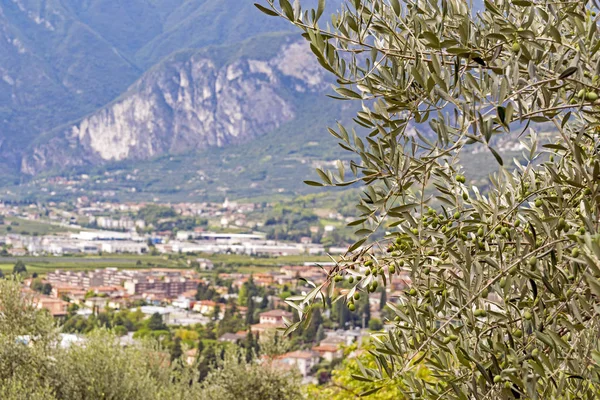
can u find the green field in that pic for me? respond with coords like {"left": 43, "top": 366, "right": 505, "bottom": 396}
{"left": 0, "top": 253, "right": 333, "bottom": 276}
{"left": 0, "top": 217, "right": 77, "bottom": 236}
{"left": 208, "top": 253, "right": 331, "bottom": 266}
{"left": 206, "top": 253, "right": 333, "bottom": 274}
{"left": 0, "top": 254, "right": 186, "bottom": 275}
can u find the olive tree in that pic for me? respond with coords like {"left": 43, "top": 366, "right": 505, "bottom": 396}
{"left": 257, "top": 0, "right": 600, "bottom": 398}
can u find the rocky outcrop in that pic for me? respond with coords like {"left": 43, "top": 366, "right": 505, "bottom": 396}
{"left": 22, "top": 39, "right": 327, "bottom": 174}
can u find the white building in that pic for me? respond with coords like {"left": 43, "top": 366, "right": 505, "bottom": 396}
{"left": 101, "top": 241, "right": 148, "bottom": 254}
{"left": 172, "top": 295, "right": 192, "bottom": 310}
{"left": 274, "top": 351, "right": 320, "bottom": 377}
{"left": 259, "top": 309, "right": 293, "bottom": 325}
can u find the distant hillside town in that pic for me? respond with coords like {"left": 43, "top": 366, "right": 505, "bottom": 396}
{"left": 0, "top": 197, "right": 354, "bottom": 257}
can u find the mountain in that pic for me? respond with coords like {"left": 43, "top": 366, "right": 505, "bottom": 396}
{"left": 0, "top": 0, "right": 300, "bottom": 175}
{"left": 0, "top": 0, "right": 140, "bottom": 169}
{"left": 21, "top": 34, "right": 332, "bottom": 174}
{"left": 0, "top": 0, "right": 501, "bottom": 203}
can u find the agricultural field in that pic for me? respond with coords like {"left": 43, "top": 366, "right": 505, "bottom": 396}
{"left": 0, "top": 254, "right": 184, "bottom": 276}
{"left": 0, "top": 253, "right": 333, "bottom": 276}
{"left": 0, "top": 217, "right": 78, "bottom": 236}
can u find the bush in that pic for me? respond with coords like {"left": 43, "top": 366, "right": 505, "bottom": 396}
{"left": 0, "top": 279, "right": 303, "bottom": 399}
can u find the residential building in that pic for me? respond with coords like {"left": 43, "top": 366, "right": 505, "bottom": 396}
{"left": 273, "top": 351, "right": 320, "bottom": 377}
{"left": 35, "top": 296, "right": 69, "bottom": 317}
{"left": 258, "top": 309, "right": 293, "bottom": 326}
{"left": 218, "top": 331, "right": 247, "bottom": 344}
{"left": 312, "top": 343, "right": 343, "bottom": 362}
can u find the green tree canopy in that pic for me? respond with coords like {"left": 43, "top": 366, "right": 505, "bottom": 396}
{"left": 12, "top": 261, "right": 26, "bottom": 275}
{"left": 147, "top": 313, "right": 167, "bottom": 331}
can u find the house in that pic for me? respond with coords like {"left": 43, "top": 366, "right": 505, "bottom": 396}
{"left": 312, "top": 343, "right": 343, "bottom": 362}
{"left": 321, "top": 328, "right": 367, "bottom": 346}
{"left": 194, "top": 258, "right": 214, "bottom": 271}
{"left": 35, "top": 296, "right": 69, "bottom": 317}
{"left": 51, "top": 286, "right": 87, "bottom": 301}
{"left": 273, "top": 351, "right": 320, "bottom": 377}
{"left": 258, "top": 309, "right": 293, "bottom": 326}
{"left": 94, "top": 286, "right": 125, "bottom": 297}
{"left": 250, "top": 323, "right": 283, "bottom": 334}
{"left": 193, "top": 300, "right": 220, "bottom": 316}
{"left": 172, "top": 297, "right": 191, "bottom": 309}
{"left": 254, "top": 273, "right": 274, "bottom": 286}
{"left": 84, "top": 297, "right": 108, "bottom": 310}
{"left": 141, "top": 291, "right": 170, "bottom": 305}
{"left": 218, "top": 331, "right": 247, "bottom": 344}
{"left": 107, "top": 298, "right": 128, "bottom": 310}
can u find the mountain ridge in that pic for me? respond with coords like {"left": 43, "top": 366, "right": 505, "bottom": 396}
{"left": 0, "top": 0, "right": 302, "bottom": 175}
{"left": 21, "top": 33, "right": 333, "bottom": 175}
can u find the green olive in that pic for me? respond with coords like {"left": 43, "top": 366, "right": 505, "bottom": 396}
{"left": 513, "top": 329, "right": 523, "bottom": 338}
{"left": 528, "top": 256, "right": 537, "bottom": 267}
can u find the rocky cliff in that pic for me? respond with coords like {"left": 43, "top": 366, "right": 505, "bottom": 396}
{"left": 22, "top": 37, "right": 328, "bottom": 174}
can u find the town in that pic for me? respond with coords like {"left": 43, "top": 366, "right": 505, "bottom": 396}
{"left": 0, "top": 196, "right": 354, "bottom": 257}
{"left": 0, "top": 197, "right": 410, "bottom": 383}
{"left": 16, "top": 260, "right": 411, "bottom": 383}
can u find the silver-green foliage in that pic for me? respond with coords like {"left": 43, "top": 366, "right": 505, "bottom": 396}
{"left": 0, "top": 279, "right": 302, "bottom": 400}
{"left": 257, "top": 0, "right": 600, "bottom": 398}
